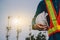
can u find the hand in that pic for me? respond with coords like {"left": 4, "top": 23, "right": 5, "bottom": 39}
{"left": 34, "top": 24, "right": 48, "bottom": 31}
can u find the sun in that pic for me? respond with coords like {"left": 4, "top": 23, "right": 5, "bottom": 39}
{"left": 11, "top": 17, "right": 20, "bottom": 26}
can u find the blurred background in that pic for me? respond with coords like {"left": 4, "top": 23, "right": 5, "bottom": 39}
{"left": 0, "top": 0, "right": 48, "bottom": 40}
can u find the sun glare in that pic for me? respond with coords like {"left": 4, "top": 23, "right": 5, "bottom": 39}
{"left": 12, "top": 17, "right": 20, "bottom": 26}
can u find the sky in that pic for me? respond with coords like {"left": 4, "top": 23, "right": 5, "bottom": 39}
{"left": 0, "top": 0, "right": 48, "bottom": 40}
